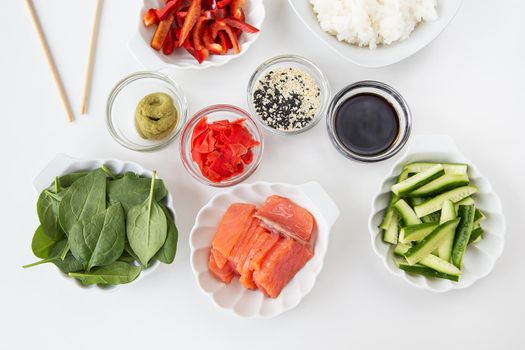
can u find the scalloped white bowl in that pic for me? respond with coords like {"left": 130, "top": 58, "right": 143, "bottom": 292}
{"left": 129, "top": 0, "right": 265, "bottom": 70}
{"left": 288, "top": 0, "right": 463, "bottom": 68}
{"left": 32, "top": 154, "right": 177, "bottom": 291}
{"left": 190, "top": 181, "right": 339, "bottom": 318}
{"left": 369, "top": 135, "right": 506, "bottom": 292}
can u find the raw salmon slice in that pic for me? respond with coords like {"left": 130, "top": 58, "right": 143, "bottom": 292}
{"left": 254, "top": 195, "right": 315, "bottom": 245}
{"left": 211, "top": 203, "right": 256, "bottom": 268}
{"left": 230, "top": 217, "right": 261, "bottom": 272}
{"left": 253, "top": 238, "right": 314, "bottom": 298}
{"left": 237, "top": 225, "right": 274, "bottom": 289}
{"left": 208, "top": 251, "right": 235, "bottom": 284}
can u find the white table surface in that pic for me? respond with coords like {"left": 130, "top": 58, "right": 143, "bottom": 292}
{"left": 2, "top": 0, "right": 524, "bottom": 349}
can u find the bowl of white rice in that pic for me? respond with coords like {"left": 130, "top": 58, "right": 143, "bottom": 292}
{"left": 288, "top": 0, "right": 463, "bottom": 67}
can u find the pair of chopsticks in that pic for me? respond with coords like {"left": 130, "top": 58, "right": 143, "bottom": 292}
{"left": 24, "top": 0, "right": 103, "bottom": 122}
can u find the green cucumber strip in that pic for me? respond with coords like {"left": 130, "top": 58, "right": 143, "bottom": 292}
{"left": 437, "top": 200, "right": 457, "bottom": 261}
{"left": 391, "top": 164, "right": 445, "bottom": 196}
{"left": 399, "top": 222, "right": 438, "bottom": 243}
{"left": 414, "top": 186, "right": 479, "bottom": 218}
{"left": 379, "top": 169, "right": 410, "bottom": 230}
{"left": 403, "top": 162, "right": 468, "bottom": 175}
{"left": 408, "top": 197, "right": 426, "bottom": 207}
{"left": 455, "top": 197, "right": 475, "bottom": 210}
{"left": 421, "top": 211, "right": 441, "bottom": 223}
{"left": 473, "top": 209, "right": 486, "bottom": 227}
{"left": 394, "top": 243, "right": 411, "bottom": 256}
{"left": 406, "top": 174, "right": 470, "bottom": 197}
{"left": 468, "top": 227, "right": 484, "bottom": 245}
{"left": 418, "top": 253, "right": 461, "bottom": 276}
{"left": 452, "top": 205, "right": 476, "bottom": 268}
{"left": 383, "top": 211, "right": 399, "bottom": 244}
{"left": 394, "top": 199, "right": 422, "bottom": 226}
{"left": 404, "top": 219, "right": 460, "bottom": 265}
{"left": 396, "top": 259, "right": 460, "bottom": 282}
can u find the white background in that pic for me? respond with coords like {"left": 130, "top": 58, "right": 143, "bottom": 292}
{"left": 1, "top": 0, "right": 524, "bottom": 349}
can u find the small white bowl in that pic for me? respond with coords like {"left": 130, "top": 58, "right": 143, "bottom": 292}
{"left": 288, "top": 0, "right": 463, "bottom": 68}
{"left": 129, "top": 0, "right": 265, "bottom": 70}
{"left": 32, "top": 154, "right": 177, "bottom": 291}
{"left": 190, "top": 181, "right": 339, "bottom": 318}
{"left": 368, "top": 135, "right": 506, "bottom": 292}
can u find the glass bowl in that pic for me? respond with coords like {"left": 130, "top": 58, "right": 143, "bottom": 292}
{"left": 326, "top": 81, "right": 412, "bottom": 162}
{"left": 247, "top": 55, "right": 331, "bottom": 135}
{"left": 180, "top": 104, "right": 264, "bottom": 187}
{"left": 106, "top": 71, "right": 188, "bottom": 152}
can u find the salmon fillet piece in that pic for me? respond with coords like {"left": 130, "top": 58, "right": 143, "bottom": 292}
{"left": 208, "top": 251, "right": 235, "bottom": 283}
{"left": 237, "top": 225, "right": 275, "bottom": 289}
{"left": 253, "top": 238, "right": 314, "bottom": 298}
{"left": 230, "top": 217, "right": 260, "bottom": 272}
{"left": 211, "top": 203, "right": 256, "bottom": 268}
{"left": 254, "top": 195, "right": 315, "bottom": 245}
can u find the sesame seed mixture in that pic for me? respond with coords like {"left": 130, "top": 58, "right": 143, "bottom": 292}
{"left": 252, "top": 67, "right": 321, "bottom": 132}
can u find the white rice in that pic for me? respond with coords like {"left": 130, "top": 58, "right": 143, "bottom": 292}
{"left": 310, "top": 0, "right": 438, "bottom": 49}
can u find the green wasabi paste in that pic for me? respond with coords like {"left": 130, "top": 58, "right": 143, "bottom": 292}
{"left": 135, "top": 92, "right": 178, "bottom": 140}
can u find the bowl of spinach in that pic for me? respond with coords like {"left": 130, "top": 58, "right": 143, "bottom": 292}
{"left": 24, "top": 154, "right": 178, "bottom": 289}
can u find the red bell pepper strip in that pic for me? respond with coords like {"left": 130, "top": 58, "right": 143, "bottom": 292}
{"left": 203, "top": 26, "right": 224, "bottom": 54}
{"left": 222, "top": 18, "right": 259, "bottom": 33}
{"left": 217, "top": 0, "right": 233, "bottom": 8}
{"left": 203, "top": 9, "right": 226, "bottom": 19}
{"left": 211, "top": 20, "right": 240, "bottom": 53}
{"left": 151, "top": 15, "right": 175, "bottom": 51}
{"left": 229, "top": 0, "right": 245, "bottom": 20}
{"left": 143, "top": 9, "right": 159, "bottom": 27}
{"left": 193, "top": 16, "right": 210, "bottom": 51}
{"left": 162, "top": 29, "right": 175, "bottom": 55}
{"left": 178, "top": 0, "right": 202, "bottom": 47}
{"left": 218, "top": 31, "right": 230, "bottom": 53}
{"left": 156, "top": 0, "right": 183, "bottom": 21}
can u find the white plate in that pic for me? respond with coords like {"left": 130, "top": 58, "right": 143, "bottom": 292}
{"left": 32, "top": 154, "right": 177, "bottom": 291}
{"left": 190, "top": 181, "right": 339, "bottom": 318}
{"left": 129, "top": 0, "right": 265, "bottom": 70}
{"left": 288, "top": 0, "right": 463, "bottom": 68}
{"left": 368, "top": 135, "right": 506, "bottom": 292}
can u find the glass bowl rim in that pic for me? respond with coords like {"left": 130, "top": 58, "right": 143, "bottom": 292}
{"left": 246, "top": 54, "right": 331, "bottom": 136}
{"left": 179, "top": 103, "right": 265, "bottom": 187}
{"left": 106, "top": 70, "right": 188, "bottom": 152}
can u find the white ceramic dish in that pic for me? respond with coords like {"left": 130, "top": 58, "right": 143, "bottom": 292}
{"left": 190, "top": 181, "right": 339, "bottom": 318}
{"left": 32, "top": 154, "right": 177, "bottom": 291}
{"left": 369, "top": 135, "right": 506, "bottom": 292}
{"left": 129, "top": 0, "right": 265, "bottom": 70}
{"left": 288, "top": 0, "right": 463, "bottom": 68}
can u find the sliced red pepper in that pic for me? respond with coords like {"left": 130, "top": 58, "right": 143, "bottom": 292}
{"left": 177, "top": 0, "right": 202, "bottom": 48}
{"left": 229, "top": 0, "right": 245, "bottom": 19}
{"left": 203, "top": 9, "right": 226, "bottom": 19}
{"left": 156, "top": 0, "right": 183, "bottom": 21}
{"left": 192, "top": 16, "right": 210, "bottom": 51}
{"left": 203, "top": 26, "right": 224, "bottom": 54}
{"left": 175, "top": 11, "right": 187, "bottom": 28}
{"left": 183, "top": 37, "right": 209, "bottom": 64}
{"left": 162, "top": 29, "right": 175, "bottom": 55}
{"left": 211, "top": 20, "right": 240, "bottom": 54}
{"left": 217, "top": 0, "right": 233, "bottom": 8}
{"left": 143, "top": 9, "right": 159, "bottom": 27}
{"left": 151, "top": 15, "right": 175, "bottom": 51}
{"left": 222, "top": 18, "right": 259, "bottom": 33}
{"left": 218, "top": 31, "right": 230, "bottom": 53}
{"left": 203, "top": 0, "right": 217, "bottom": 10}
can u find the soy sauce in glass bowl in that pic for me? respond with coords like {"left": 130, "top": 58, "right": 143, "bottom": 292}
{"left": 326, "top": 81, "right": 412, "bottom": 162}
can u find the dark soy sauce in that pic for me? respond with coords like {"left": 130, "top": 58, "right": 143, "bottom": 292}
{"left": 334, "top": 93, "right": 399, "bottom": 156}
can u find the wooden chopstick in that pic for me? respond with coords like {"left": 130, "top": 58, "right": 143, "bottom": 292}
{"left": 24, "top": 0, "right": 75, "bottom": 123}
{"left": 80, "top": 0, "right": 103, "bottom": 115}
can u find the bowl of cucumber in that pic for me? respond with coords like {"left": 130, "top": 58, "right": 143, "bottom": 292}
{"left": 369, "top": 134, "right": 506, "bottom": 292}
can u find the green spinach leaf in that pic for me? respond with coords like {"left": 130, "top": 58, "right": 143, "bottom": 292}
{"left": 126, "top": 171, "right": 167, "bottom": 266}
{"left": 107, "top": 172, "right": 168, "bottom": 213}
{"left": 68, "top": 261, "right": 141, "bottom": 285}
{"left": 37, "top": 178, "right": 66, "bottom": 240}
{"left": 23, "top": 239, "right": 83, "bottom": 273}
{"left": 31, "top": 225, "right": 58, "bottom": 259}
{"left": 154, "top": 205, "right": 178, "bottom": 264}
{"left": 58, "top": 169, "right": 107, "bottom": 235}
{"left": 56, "top": 172, "right": 88, "bottom": 188}
{"left": 69, "top": 203, "right": 125, "bottom": 271}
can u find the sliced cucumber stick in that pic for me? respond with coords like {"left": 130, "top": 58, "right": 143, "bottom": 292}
{"left": 468, "top": 227, "right": 484, "bottom": 245}
{"left": 452, "top": 205, "right": 476, "bottom": 268}
{"left": 414, "top": 186, "right": 479, "bottom": 218}
{"left": 404, "top": 219, "right": 460, "bottom": 265}
{"left": 394, "top": 199, "right": 422, "bottom": 226}
{"left": 399, "top": 222, "right": 438, "bottom": 243}
{"left": 391, "top": 164, "right": 445, "bottom": 196}
{"left": 437, "top": 200, "right": 457, "bottom": 261}
{"left": 395, "top": 258, "right": 460, "bottom": 282}
{"left": 407, "top": 174, "right": 470, "bottom": 197}
{"left": 379, "top": 169, "right": 410, "bottom": 230}
{"left": 403, "top": 162, "right": 468, "bottom": 175}
{"left": 383, "top": 211, "right": 399, "bottom": 244}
